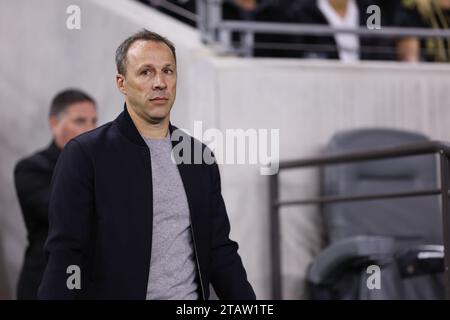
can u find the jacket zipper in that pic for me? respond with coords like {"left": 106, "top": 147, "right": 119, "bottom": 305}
{"left": 144, "top": 147, "right": 153, "bottom": 299}
{"left": 189, "top": 213, "right": 206, "bottom": 300}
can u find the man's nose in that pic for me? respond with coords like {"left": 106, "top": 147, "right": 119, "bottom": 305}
{"left": 153, "top": 72, "right": 167, "bottom": 90}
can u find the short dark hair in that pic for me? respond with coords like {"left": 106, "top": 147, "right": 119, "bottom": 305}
{"left": 49, "top": 89, "right": 96, "bottom": 117}
{"left": 115, "top": 29, "right": 176, "bottom": 76}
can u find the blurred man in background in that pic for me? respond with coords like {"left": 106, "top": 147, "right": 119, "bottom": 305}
{"left": 14, "top": 89, "right": 97, "bottom": 299}
{"left": 291, "top": 0, "right": 396, "bottom": 61}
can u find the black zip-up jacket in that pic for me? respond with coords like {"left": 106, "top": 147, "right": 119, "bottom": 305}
{"left": 38, "top": 105, "right": 256, "bottom": 300}
{"left": 14, "top": 141, "right": 60, "bottom": 299}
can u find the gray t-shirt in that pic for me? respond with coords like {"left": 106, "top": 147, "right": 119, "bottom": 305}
{"left": 143, "top": 134, "right": 198, "bottom": 300}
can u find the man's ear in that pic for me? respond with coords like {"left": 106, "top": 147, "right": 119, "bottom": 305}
{"left": 116, "top": 74, "right": 127, "bottom": 95}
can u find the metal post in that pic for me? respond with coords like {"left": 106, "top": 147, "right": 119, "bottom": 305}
{"left": 269, "top": 173, "right": 281, "bottom": 299}
{"left": 197, "top": 0, "right": 223, "bottom": 44}
{"left": 439, "top": 151, "right": 450, "bottom": 299}
{"left": 204, "top": 0, "right": 222, "bottom": 43}
{"left": 196, "top": 0, "right": 208, "bottom": 43}
{"left": 241, "top": 31, "right": 255, "bottom": 57}
{"left": 219, "top": 28, "right": 232, "bottom": 53}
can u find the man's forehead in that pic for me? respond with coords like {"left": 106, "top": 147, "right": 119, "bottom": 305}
{"left": 127, "top": 40, "right": 175, "bottom": 66}
{"left": 65, "top": 101, "right": 97, "bottom": 115}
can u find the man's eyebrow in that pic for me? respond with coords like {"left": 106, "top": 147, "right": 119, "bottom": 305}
{"left": 137, "top": 64, "right": 155, "bottom": 70}
{"left": 137, "top": 63, "right": 175, "bottom": 70}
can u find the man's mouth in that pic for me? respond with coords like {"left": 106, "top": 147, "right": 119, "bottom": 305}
{"left": 150, "top": 97, "right": 168, "bottom": 101}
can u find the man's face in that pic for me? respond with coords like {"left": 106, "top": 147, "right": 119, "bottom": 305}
{"left": 116, "top": 40, "right": 177, "bottom": 124}
{"left": 50, "top": 101, "right": 97, "bottom": 148}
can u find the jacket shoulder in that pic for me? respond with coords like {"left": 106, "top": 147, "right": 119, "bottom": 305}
{"left": 14, "top": 147, "right": 50, "bottom": 175}
{"left": 72, "top": 121, "right": 114, "bottom": 145}
{"left": 67, "top": 121, "right": 118, "bottom": 157}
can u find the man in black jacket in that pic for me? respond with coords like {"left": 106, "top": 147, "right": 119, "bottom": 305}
{"left": 38, "top": 30, "right": 256, "bottom": 300}
{"left": 291, "top": 0, "right": 396, "bottom": 61}
{"left": 14, "top": 89, "right": 97, "bottom": 299}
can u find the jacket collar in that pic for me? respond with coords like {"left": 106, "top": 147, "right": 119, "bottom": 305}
{"left": 114, "top": 103, "right": 177, "bottom": 148}
{"left": 46, "top": 140, "right": 62, "bottom": 163}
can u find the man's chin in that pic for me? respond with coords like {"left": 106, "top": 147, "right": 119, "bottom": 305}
{"left": 145, "top": 114, "right": 167, "bottom": 125}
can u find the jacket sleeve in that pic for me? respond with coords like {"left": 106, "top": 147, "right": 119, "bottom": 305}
{"left": 14, "top": 158, "right": 52, "bottom": 224}
{"left": 38, "top": 139, "right": 94, "bottom": 299}
{"left": 209, "top": 162, "right": 256, "bottom": 300}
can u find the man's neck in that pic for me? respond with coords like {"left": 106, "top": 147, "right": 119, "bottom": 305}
{"left": 126, "top": 104, "right": 169, "bottom": 139}
{"left": 54, "top": 137, "right": 65, "bottom": 150}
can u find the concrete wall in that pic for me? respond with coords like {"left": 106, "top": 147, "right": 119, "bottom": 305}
{"left": 1, "top": 0, "right": 450, "bottom": 299}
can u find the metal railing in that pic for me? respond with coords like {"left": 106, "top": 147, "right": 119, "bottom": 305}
{"left": 150, "top": 0, "right": 198, "bottom": 22}
{"left": 269, "top": 141, "right": 450, "bottom": 300}
{"left": 196, "top": 0, "right": 450, "bottom": 56}
{"left": 146, "top": 1, "right": 450, "bottom": 57}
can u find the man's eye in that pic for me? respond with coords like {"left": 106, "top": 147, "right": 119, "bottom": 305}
{"left": 164, "top": 69, "right": 173, "bottom": 74}
{"left": 141, "top": 70, "right": 151, "bottom": 75}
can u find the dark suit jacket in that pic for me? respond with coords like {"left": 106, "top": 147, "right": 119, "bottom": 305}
{"left": 14, "top": 141, "right": 61, "bottom": 299}
{"left": 38, "top": 105, "right": 256, "bottom": 300}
